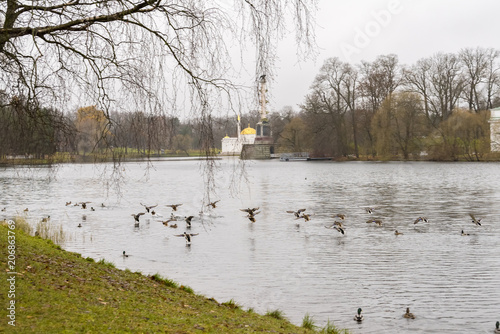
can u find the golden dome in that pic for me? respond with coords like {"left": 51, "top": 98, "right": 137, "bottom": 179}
{"left": 240, "top": 125, "right": 256, "bottom": 135}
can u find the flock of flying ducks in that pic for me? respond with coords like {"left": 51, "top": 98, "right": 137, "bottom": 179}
{"left": 16, "top": 199, "right": 486, "bottom": 247}
{"left": 53, "top": 200, "right": 487, "bottom": 244}
{"left": 282, "top": 206, "right": 483, "bottom": 238}
{"left": 11, "top": 199, "right": 496, "bottom": 331}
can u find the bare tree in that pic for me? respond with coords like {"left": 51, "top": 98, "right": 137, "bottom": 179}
{"left": 1, "top": 1, "right": 316, "bottom": 107}
{"left": 403, "top": 58, "right": 433, "bottom": 123}
{"left": 1, "top": 0, "right": 317, "bottom": 199}
{"left": 459, "top": 47, "right": 492, "bottom": 112}
{"left": 483, "top": 48, "right": 500, "bottom": 109}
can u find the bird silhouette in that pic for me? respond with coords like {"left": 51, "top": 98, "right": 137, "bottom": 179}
{"left": 131, "top": 212, "right": 145, "bottom": 223}
{"left": 395, "top": 230, "right": 403, "bottom": 235}
{"left": 122, "top": 251, "right": 129, "bottom": 258}
{"left": 296, "top": 213, "right": 311, "bottom": 222}
{"left": 166, "top": 204, "right": 183, "bottom": 211}
{"left": 207, "top": 200, "right": 220, "bottom": 209}
{"left": 80, "top": 202, "right": 91, "bottom": 209}
{"left": 286, "top": 209, "right": 306, "bottom": 218}
{"left": 469, "top": 213, "right": 482, "bottom": 226}
{"left": 414, "top": 216, "right": 428, "bottom": 224}
{"left": 241, "top": 207, "right": 260, "bottom": 215}
{"left": 184, "top": 216, "right": 194, "bottom": 228}
{"left": 141, "top": 203, "right": 158, "bottom": 213}
{"left": 175, "top": 232, "right": 199, "bottom": 244}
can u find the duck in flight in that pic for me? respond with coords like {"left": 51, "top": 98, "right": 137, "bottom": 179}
{"left": 326, "top": 221, "right": 344, "bottom": 229}
{"left": 286, "top": 209, "right": 306, "bottom": 218}
{"left": 166, "top": 204, "right": 183, "bottom": 211}
{"left": 414, "top": 216, "right": 428, "bottom": 224}
{"left": 141, "top": 203, "right": 158, "bottom": 213}
{"left": 241, "top": 207, "right": 260, "bottom": 215}
{"left": 184, "top": 216, "right": 194, "bottom": 228}
{"left": 131, "top": 212, "right": 145, "bottom": 225}
{"left": 207, "top": 200, "right": 220, "bottom": 209}
{"left": 65, "top": 201, "right": 72, "bottom": 206}
{"left": 246, "top": 210, "right": 260, "bottom": 223}
{"left": 122, "top": 251, "right": 129, "bottom": 258}
{"left": 296, "top": 213, "right": 311, "bottom": 222}
{"left": 461, "top": 230, "right": 470, "bottom": 236}
{"left": 469, "top": 213, "right": 482, "bottom": 226}
{"left": 79, "top": 202, "right": 92, "bottom": 209}
{"left": 175, "top": 232, "right": 199, "bottom": 244}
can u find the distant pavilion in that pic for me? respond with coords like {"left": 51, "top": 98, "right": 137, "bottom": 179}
{"left": 220, "top": 116, "right": 256, "bottom": 155}
{"left": 490, "top": 107, "right": 500, "bottom": 152}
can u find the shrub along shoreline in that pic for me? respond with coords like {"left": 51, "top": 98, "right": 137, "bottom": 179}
{"left": 0, "top": 224, "right": 349, "bottom": 333}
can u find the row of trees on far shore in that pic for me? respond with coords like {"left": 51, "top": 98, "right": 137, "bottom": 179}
{"left": 1, "top": 48, "right": 499, "bottom": 161}
{"left": 294, "top": 47, "right": 499, "bottom": 160}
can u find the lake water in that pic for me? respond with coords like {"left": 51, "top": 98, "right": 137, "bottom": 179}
{"left": 2, "top": 159, "right": 500, "bottom": 333}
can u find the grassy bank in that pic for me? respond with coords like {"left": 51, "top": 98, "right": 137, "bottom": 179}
{"left": 0, "top": 224, "right": 348, "bottom": 333}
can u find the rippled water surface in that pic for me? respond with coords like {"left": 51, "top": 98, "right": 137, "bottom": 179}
{"left": 2, "top": 159, "right": 500, "bottom": 333}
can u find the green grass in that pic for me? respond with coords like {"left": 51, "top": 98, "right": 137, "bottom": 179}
{"left": 97, "top": 258, "right": 115, "bottom": 268}
{"left": 150, "top": 272, "right": 179, "bottom": 288}
{"left": 266, "top": 308, "right": 287, "bottom": 320}
{"left": 221, "top": 298, "right": 241, "bottom": 309}
{"left": 0, "top": 224, "right": 329, "bottom": 333}
{"left": 179, "top": 285, "right": 194, "bottom": 294}
{"left": 320, "top": 320, "right": 351, "bottom": 334}
{"left": 302, "top": 313, "right": 317, "bottom": 330}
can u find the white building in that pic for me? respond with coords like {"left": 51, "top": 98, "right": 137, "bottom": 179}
{"left": 489, "top": 107, "right": 500, "bottom": 152}
{"left": 220, "top": 117, "right": 256, "bottom": 155}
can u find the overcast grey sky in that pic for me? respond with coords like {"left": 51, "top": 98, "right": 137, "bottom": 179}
{"left": 269, "top": 0, "right": 500, "bottom": 112}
